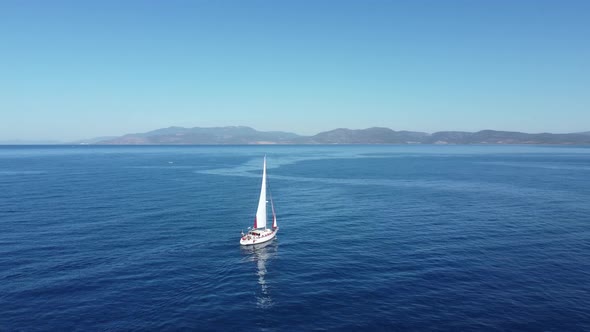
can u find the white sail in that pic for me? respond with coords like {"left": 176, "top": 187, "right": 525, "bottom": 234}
{"left": 254, "top": 156, "right": 267, "bottom": 229}
{"left": 271, "top": 195, "right": 277, "bottom": 229}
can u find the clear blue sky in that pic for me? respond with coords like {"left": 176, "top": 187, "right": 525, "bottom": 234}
{"left": 1, "top": 0, "right": 589, "bottom": 141}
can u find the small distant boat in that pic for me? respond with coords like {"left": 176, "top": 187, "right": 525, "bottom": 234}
{"left": 240, "top": 156, "right": 279, "bottom": 245}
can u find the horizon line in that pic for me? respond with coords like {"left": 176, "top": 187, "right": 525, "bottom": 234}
{"left": 1, "top": 125, "right": 589, "bottom": 144}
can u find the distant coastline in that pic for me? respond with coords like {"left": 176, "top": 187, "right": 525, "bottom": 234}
{"left": 3, "top": 126, "right": 590, "bottom": 145}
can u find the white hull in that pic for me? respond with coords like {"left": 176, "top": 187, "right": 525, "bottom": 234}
{"left": 240, "top": 228, "right": 279, "bottom": 246}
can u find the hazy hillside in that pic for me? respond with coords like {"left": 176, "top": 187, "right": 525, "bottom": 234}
{"left": 97, "top": 126, "right": 302, "bottom": 145}
{"left": 305, "top": 127, "right": 429, "bottom": 144}
{"left": 92, "top": 126, "right": 590, "bottom": 145}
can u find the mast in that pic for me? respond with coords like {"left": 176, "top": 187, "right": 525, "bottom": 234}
{"left": 254, "top": 156, "right": 267, "bottom": 229}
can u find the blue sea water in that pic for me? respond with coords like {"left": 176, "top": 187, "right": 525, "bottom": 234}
{"left": 1, "top": 145, "right": 590, "bottom": 331}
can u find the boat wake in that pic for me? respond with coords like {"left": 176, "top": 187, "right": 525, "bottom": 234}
{"left": 241, "top": 241, "right": 278, "bottom": 309}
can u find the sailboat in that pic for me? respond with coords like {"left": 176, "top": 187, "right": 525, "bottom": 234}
{"left": 240, "top": 156, "right": 279, "bottom": 246}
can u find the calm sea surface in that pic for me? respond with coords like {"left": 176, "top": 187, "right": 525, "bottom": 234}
{"left": 1, "top": 145, "right": 590, "bottom": 331}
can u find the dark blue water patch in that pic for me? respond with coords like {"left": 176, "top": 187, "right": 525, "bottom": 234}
{"left": 1, "top": 145, "right": 590, "bottom": 331}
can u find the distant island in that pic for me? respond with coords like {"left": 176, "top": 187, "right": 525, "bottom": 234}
{"left": 75, "top": 126, "right": 590, "bottom": 145}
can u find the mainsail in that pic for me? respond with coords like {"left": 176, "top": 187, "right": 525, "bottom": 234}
{"left": 254, "top": 156, "right": 267, "bottom": 229}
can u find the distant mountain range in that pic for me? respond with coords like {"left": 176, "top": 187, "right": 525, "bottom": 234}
{"left": 93, "top": 126, "right": 300, "bottom": 145}
{"left": 86, "top": 126, "right": 590, "bottom": 145}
